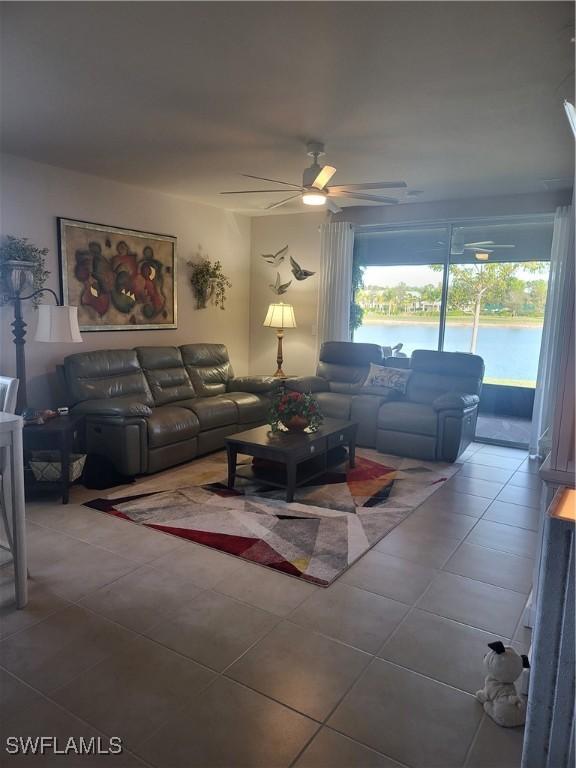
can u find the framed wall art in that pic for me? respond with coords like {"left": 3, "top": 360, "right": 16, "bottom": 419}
{"left": 57, "top": 218, "right": 177, "bottom": 331}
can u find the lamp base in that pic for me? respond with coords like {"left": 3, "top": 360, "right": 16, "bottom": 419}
{"left": 272, "top": 329, "right": 286, "bottom": 378}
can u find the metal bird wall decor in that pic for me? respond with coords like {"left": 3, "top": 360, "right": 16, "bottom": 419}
{"left": 261, "top": 245, "right": 288, "bottom": 266}
{"left": 290, "top": 255, "right": 315, "bottom": 281}
{"left": 269, "top": 272, "right": 292, "bottom": 295}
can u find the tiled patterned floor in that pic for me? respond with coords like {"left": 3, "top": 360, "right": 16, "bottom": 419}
{"left": 0, "top": 443, "right": 540, "bottom": 767}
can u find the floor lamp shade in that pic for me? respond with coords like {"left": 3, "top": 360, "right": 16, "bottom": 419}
{"left": 34, "top": 304, "right": 83, "bottom": 343}
{"left": 263, "top": 303, "right": 297, "bottom": 329}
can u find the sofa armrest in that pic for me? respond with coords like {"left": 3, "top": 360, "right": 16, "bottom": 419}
{"left": 227, "top": 376, "right": 283, "bottom": 395}
{"left": 432, "top": 393, "right": 480, "bottom": 412}
{"left": 283, "top": 376, "right": 330, "bottom": 394}
{"left": 71, "top": 398, "right": 153, "bottom": 418}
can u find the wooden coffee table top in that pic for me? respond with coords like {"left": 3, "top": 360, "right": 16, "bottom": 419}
{"left": 226, "top": 418, "right": 356, "bottom": 452}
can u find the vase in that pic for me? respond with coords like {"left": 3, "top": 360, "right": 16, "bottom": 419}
{"left": 4, "top": 259, "right": 35, "bottom": 295}
{"left": 194, "top": 280, "right": 215, "bottom": 309}
{"left": 282, "top": 415, "right": 309, "bottom": 432}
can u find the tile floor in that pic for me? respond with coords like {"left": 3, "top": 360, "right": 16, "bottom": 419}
{"left": 0, "top": 442, "right": 540, "bottom": 767}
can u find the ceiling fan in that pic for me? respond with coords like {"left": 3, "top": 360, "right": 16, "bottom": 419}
{"left": 220, "top": 141, "right": 407, "bottom": 213}
{"left": 450, "top": 239, "right": 516, "bottom": 261}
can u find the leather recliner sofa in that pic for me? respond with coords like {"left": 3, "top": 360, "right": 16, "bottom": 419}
{"left": 62, "top": 344, "right": 280, "bottom": 475}
{"left": 286, "top": 342, "right": 484, "bottom": 462}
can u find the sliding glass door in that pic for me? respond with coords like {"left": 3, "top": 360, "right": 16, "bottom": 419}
{"left": 353, "top": 225, "right": 449, "bottom": 355}
{"left": 353, "top": 214, "right": 555, "bottom": 446}
{"left": 444, "top": 219, "right": 552, "bottom": 388}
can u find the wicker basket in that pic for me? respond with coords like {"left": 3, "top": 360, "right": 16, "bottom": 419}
{"left": 29, "top": 451, "right": 86, "bottom": 483}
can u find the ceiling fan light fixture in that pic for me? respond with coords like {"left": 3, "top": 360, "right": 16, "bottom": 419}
{"left": 475, "top": 252, "right": 490, "bottom": 261}
{"left": 302, "top": 190, "right": 327, "bottom": 206}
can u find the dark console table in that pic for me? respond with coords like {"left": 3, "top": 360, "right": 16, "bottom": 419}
{"left": 225, "top": 418, "right": 357, "bottom": 503}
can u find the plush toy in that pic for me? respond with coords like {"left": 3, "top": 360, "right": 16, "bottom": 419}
{"left": 476, "top": 641, "right": 530, "bottom": 728}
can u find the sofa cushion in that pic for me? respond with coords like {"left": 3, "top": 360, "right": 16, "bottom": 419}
{"left": 319, "top": 341, "right": 382, "bottom": 367}
{"left": 180, "top": 344, "right": 233, "bottom": 396}
{"left": 315, "top": 392, "right": 352, "bottom": 420}
{"left": 411, "top": 350, "right": 484, "bottom": 378}
{"left": 178, "top": 395, "right": 238, "bottom": 430}
{"left": 407, "top": 350, "right": 484, "bottom": 405}
{"left": 316, "top": 362, "right": 369, "bottom": 394}
{"left": 64, "top": 349, "right": 153, "bottom": 406}
{"left": 225, "top": 392, "right": 268, "bottom": 424}
{"left": 136, "top": 346, "right": 196, "bottom": 405}
{"left": 377, "top": 401, "right": 438, "bottom": 437}
{"left": 364, "top": 363, "right": 411, "bottom": 394}
{"left": 228, "top": 377, "right": 282, "bottom": 395}
{"left": 147, "top": 406, "right": 200, "bottom": 449}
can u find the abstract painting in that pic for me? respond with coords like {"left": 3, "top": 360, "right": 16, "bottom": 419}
{"left": 57, "top": 218, "right": 177, "bottom": 331}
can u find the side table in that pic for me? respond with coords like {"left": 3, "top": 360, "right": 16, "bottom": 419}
{"left": 23, "top": 414, "right": 85, "bottom": 504}
{"left": 0, "top": 412, "right": 27, "bottom": 608}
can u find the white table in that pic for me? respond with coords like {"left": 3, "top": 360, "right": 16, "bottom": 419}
{"left": 0, "top": 412, "right": 27, "bottom": 608}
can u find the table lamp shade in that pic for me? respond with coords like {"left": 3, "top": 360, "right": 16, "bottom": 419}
{"left": 34, "top": 304, "right": 83, "bottom": 343}
{"left": 263, "top": 302, "right": 297, "bottom": 329}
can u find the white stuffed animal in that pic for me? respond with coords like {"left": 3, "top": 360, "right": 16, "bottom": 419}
{"left": 476, "top": 641, "right": 529, "bottom": 728}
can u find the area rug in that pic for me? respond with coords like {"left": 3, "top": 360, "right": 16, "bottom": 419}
{"left": 84, "top": 448, "right": 458, "bottom": 586}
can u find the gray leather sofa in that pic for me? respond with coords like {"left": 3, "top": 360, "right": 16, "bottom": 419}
{"left": 63, "top": 344, "right": 279, "bottom": 475}
{"left": 286, "top": 342, "right": 484, "bottom": 462}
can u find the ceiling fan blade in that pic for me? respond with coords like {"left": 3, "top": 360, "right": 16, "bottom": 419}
{"left": 266, "top": 194, "right": 301, "bottom": 211}
{"left": 463, "top": 244, "right": 515, "bottom": 250}
{"left": 329, "top": 181, "right": 407, "bottom": 191}
{"left": 336, "top": 192, "right": 399, "bottom": 204}
{"left": 312, "top": 165, "right": 337, "bottom": 190}
{"left": 220, "top": 189, "right": 302, "bottom": 195}
{"left": 326, "top": 198, "right": 342, "bottom": 214}
{"left": 240, "top": 173, "right": 301, "bottom": 188}
{"left": 465, "top": 241, "right": 495, "bottom": 246}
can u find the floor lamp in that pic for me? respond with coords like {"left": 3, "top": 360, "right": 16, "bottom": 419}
{"left": 263, "top": 302, "right": 297, "bottom": 377}
{"left": 4, "top": 260, "right": 82, "bottom": 413}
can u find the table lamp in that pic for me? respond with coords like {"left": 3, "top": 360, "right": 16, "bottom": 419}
{"left": 263, "top": 302, "right": 296, "bottom": 377}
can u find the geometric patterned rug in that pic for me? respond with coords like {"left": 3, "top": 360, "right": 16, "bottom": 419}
{"left": 85, "top": 448, "right": 457, "bottom": 586}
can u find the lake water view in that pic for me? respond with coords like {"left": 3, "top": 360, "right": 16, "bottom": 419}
{"left": 354, "top": 321, "right": 543, "bottom": 385}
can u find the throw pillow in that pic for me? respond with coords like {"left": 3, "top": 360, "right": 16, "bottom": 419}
{"left": 363, "top": 363, "right": 411, "bottom": 395}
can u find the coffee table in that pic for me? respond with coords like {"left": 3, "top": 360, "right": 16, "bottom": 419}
{"left": 225, "top": 418, "right": 357, "bottom": 503}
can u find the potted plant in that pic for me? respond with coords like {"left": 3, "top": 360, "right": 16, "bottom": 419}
{"left": 0, "top": 236, "right": 50, "bottom": 303}
{"left": 187, "top": 256, "right": 231, "bottom": 309}
{"left": 269, "top": 389, "right": 323, "bottom": 433}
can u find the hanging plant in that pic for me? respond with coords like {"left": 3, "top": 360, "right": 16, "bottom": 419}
{"left": 187, "top": 256, "right": 231, "bottom": 310}
{"left": 0, "top": 236, "right": 50, "bottom": 306}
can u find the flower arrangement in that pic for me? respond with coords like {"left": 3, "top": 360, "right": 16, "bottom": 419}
{"left": 187, "top": 256, "right": 231, "bottom": 309}
{"left": 269, "top": 389, "right": 323, "bottom": 433}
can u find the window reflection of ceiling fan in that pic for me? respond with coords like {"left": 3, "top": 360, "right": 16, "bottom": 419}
{"left": 451, "top": 239, "right": 516, "bottom": 257}
{"left": 220, "top": 141, "right": 407, "bottom": 213}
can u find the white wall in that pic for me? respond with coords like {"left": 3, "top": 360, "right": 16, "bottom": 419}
{"left": 0, "top": 154, "right": 251, "bottom": 407}
{"left": 249, "top": 212, "right": 324, "bottom": 377}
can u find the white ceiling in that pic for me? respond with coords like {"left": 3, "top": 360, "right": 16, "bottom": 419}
{"left": 1, "top": 2, "right": 574, "bottom": 215}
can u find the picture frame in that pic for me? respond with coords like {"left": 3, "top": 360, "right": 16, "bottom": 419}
{"left": 57, "top": 217, "right": 177, "bottom": 331}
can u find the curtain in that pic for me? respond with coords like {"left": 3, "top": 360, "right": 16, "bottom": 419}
{"left": 529, "top": 204, "right": 575, "bottom": 458}
{"left": 317, "top": 221, "right": 355, "bottom": 346}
